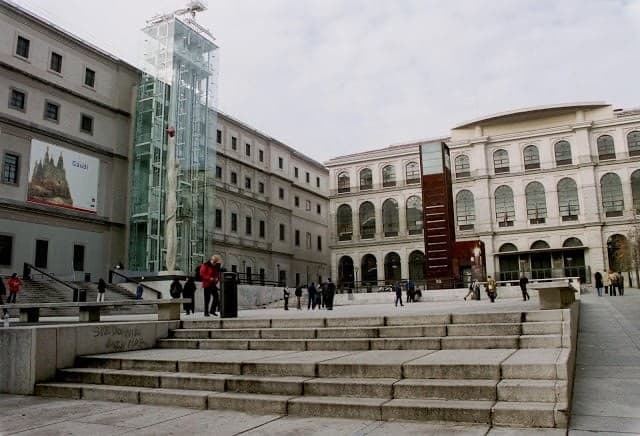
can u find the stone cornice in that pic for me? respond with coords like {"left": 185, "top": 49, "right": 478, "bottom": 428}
{"left": 0, "top": 198, "right": 124, "bottom": 227}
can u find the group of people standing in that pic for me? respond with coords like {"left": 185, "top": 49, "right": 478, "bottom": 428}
{"left": 303, "top": 279, "right": 336, "bottom": 310}
{"left": 166, "top": 254, "right": 222, "bottom": 316}
{"left": 593, "top": 270, "right": 625, "bottom": 297}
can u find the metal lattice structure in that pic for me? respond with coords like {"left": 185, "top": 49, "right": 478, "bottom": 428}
{"left": 129, "top": 6, "right": 218, "bottom": 273}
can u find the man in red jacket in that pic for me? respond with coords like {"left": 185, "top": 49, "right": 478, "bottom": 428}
{"left": 200, "top": 255, "right": 221, "bottom": 316}
{"left": 7, "top": 273, "right": 22, "bottom": 304}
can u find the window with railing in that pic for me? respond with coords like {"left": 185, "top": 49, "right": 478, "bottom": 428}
{"left": 597, "top": 135, "right": 616, "bottom": 161}
{"left": 554, "top": 140, "right": 572, "bottom": 166}
{"left": 454, "top": 155, "right": 470, "bottom": 178}
{"left": 523, "top": 145, "right": 540, "bottom": 170}
{"left": 558, "top": 177, "right": 579, "bottom": 221}
{"left": 525, "top": 181, "right": 547, "bottom": 224}
{"left": 382, "top": 198, "right": 399, "bottom": 236}
{"left": 456, "top": 190, "right": 475, "bottom": 230}
{"left": 337, "top": 204, "right": 353, "bottom": 241}
{"left": 406, "top": 196, "right": 423, "bottom": 235}
{"left": 359, "top": 201, "right": 375, "bottom": 239}
{"left": 495, "top": 185, "right": 515, "bottom": 227}
{"left": 382, "top": 165, "right": 396, "bottom": 187}
{"left": 601, "top": 172, "right": 624, "bottom": 217}
{"left": 360, "top": 168, "right": 372, "bottom": 190}
{"left": 405, "top": 162, "right": 420, "bottom": 184}
{"left": 632, "top": 170, "right": 640, "bottom": 214}
{"left": 493, "top": 149, "right": 510, "bottom": 174}
{"left": 628, "top": 131, "right": 640, "bottom": 157}
{"left": 337, "top": 172, "right": 350, "bottom": 193}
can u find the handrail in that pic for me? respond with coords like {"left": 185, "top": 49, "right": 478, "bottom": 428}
{"left": 23, "top": 263, "right": 79, "bottom": 293}
{"left": 108, "top": 269, "right": 163, "bottom": 299}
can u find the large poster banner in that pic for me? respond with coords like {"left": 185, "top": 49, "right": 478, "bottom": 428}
{"left": 27, "top": 139, "right": 99, "bottom": 214}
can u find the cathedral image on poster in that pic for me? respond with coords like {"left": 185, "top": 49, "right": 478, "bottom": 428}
{"left": 27, "top": 139, "right": 99, "bottom": 213}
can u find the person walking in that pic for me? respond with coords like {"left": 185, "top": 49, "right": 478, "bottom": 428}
{"left": 307, "top": 282, "right": 317, "bottom": 310}
{"left": 182, "top": 277, "right": 196, "bottom": 315}
{"left": 604, "top": 271, "right": 610, "bottom": 295}
{"left": 519, "top": 274, "right": 530, "bottom": 301}
{"left": 594, "top": 271, "right": 603, "bottom": 297}
{"left": 394, "top": 282, "right": 404, "bottom": 307}
{"left": 325, "top": 278, "right": 336, "bottom": 310}
{"left": 0, "top": 275, "right": 8, "bottom": 317}
{"left": 464, "top": 280, "right": 476, "bottom": 301}
{"left": 283, "top": 288, "right": 290, "bottom": 311}
{"left": 618, "top": 272, "right": 625, "bottom": 296}
{"left": 486, "top": 275, "right": 497, "bottom": 303}
{"left": 200, "top": 255, "right": 222, "bottom": 316}
{"left": 135, "top": 278, "right": 144, "bottom": 300}
{"left": 96, "top": 278, "right": 107, "bottom": 302}
{"left": 169, "top": 278, "right": 183, "bottom": 299}
{"left": 7, "top": 273, "right": 22, "bottom": 304}
{"left": 318, "top": 283, "right": 325, "bottom": 309}
{"left": 294, "top": 285, "right": 302, "bottom": 310}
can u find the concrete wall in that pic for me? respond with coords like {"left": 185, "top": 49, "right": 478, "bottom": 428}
{"left": 0, "top": 320, "right": 178, "bottom": 394}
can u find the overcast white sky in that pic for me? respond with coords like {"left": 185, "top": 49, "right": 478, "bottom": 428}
{"left": 12, "top": 0, "right": 640, "bottom": 163}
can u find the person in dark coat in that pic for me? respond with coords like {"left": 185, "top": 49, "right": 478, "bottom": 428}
{"left": 0, "top": 276, "right": 7, "bottom": 317}
{"left": 294, "top": 285, "right": 302, "bottom": 310}
{"left": 325, "top": 278, "right": 336, "bottom": 310}
{"left": 594, "top": 271, "right": 603, "bottom": 297}
{"left": 394, "top": 282, "right": 404, "bottom": 307}
{"left": 182, "top": 277, "right": 196, "bottom": 315}
{"left": 97, "top": 278, "right": 107, "bottom": 302}
{"left": 170, "top": 278, "right": 183, "bottom": 299}
{"left": 283, "top": 288, "right": 290, "bottom": 310}
{"left": 307, "top": 282, "right": 317, "bottom": 310}
{"left": 618, "top": 271, "right": 625, "bottom": 296}
{"left": 136, "top": 278, "right": 144, "bottom": 300}
{"left": 519, "top": 274, "right": 530, "bottom": 301}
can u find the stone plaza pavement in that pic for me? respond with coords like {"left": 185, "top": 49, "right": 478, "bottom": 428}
{"left": 0, "top": 289, "right": 638, "bottom": 435}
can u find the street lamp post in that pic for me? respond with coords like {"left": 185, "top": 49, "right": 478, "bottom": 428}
{"left": 354, "top": 266, "right": 359, "bottom": 292}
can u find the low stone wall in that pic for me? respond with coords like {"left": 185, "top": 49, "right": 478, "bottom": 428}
{"left": 0, "top": 320, "right": 178, "bottom": 395}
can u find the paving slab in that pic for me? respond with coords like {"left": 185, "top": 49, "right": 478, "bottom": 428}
{"left": 403, "top": 349, "right": 516, "bottom": 379}
{"left": 500, "top": 348, "right": 562, "bottom": 379}
{"left": 317, "top": 350, "right": 434, "bottom": 378}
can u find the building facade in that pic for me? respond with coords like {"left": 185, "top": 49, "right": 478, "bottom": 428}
{"left": 213, "top": 113, "right": 330, "bottom": 286}
{"left": 327, "top": 103, "right": 640, "bottom": 286}
{"left": 0, "top": 1, "right": 138, "bottom": 280}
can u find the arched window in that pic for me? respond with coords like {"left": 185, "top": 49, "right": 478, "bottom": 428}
{"left": 493, "top": 149, "right": 510, "bottom": 174}
{"left": 628, "top": 131, "right": 640, "bottom": 157}
{"left": 382, "top": 198, "right": 399, "bottom": 237}
{"left": 563, "top": 237, "right": 583, "bottom": 248}
{"left": 456, "top": 190, "right": 475, "bottom": 230}
{"left": 523, "top": 145, "right": 540, "bottom": 170}
{"left": 499, "top": 243, "right": 518, "bottom": 252}
{"left": 554, "top": 140, "right": 572, "bottom": 166}
{"left": 632, "top": 170, "right": 640, "bottom": 213}
{"left": 382, "top": 165, "right": 396, "bottom": 187}
{"left": 336, "top": 204, "right": 353, "bottom": 241}
{"left": 406, "top": 196, "right": 423, "bottom": 235}
{"left": 558, "top": 178, "right": 579, "bottom": 221}
{"left": 525, "top": 182, "right": 547, "bottom": 224}
{"left": 405, "top": 162, "right": 420, "bottom": 184}
{"left": 384, "top": 252, "right": 401, "bottom": 282}
{"left": 337, "top": 172, "right": 350, "bottom": 193}
{"left": 360, "top": 168, "right": 373, "bottom": 190}
{"left": 607, "top": 234, "right": 630, "bottom": 271}
{"left": 409, "top": 251, "right": 425, "bottom": 281}
{"left": 455, "top": 155, "right": 470, "bottom": 178}
{"left": 601, "top": 173, "right": 624, "bottom": 217}
{"left": 361, "top": 254, "right": 378, "bottom": 284}
{"left": 531, "top": 240, "right": 550, "bottom": 250}
{"left": 597, "top": 135, "right": 616, "bottom": 160}
{"left": 359, "top": 202, "right": 376, "bottom": 239}
{"left": 338, "top": 256, "right": 354, "bottom": 288}
{"left": 495, "top": 185, "right": 515, "bottom": 227}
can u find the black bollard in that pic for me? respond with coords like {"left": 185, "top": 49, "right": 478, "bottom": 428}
{"left": 221, "top": 272, "right": 238, "bottom": 318}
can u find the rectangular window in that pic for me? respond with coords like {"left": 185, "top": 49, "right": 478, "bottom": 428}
{"left": 316, "top": 204, "right": 321, "bottom": 214}
{"left": 84, "top": 68, "right": 95, "bottom": 88}
{"left": 16, "top": 36, "right": 30, "bottom": 58}
{"left": 317, "top": 236, "right": 322, "bottom": 251}
{"left": 80, "top": 114, "right": 93, "bottom": 134}
{"left": 306, "top": 172, "right": 310, "bottom": 183}
{"left": 231, "top": 172, "right": 237, "bottom": 185}
{"left": 259, "top": 150, "right": 264, "bottom": 162}
{"left": 294, "top": 167, "right": 299, "bottom": 178}
{"left": 316, "top": 177, "right": 320, "bottom": 188}
{"left": 231, "top": 136, "right": 237, "bottom": 150}
{"left": 73, "top": 244, "right": 85, "bottom": 271}
{"left": 44, "top": 101, "right": 59, "bottom": 122}
{"left": 50, "top": 52, "right": 62, "bottom": 73}
{"left": 306, "top": 232, "right": 312, "bottom": 249}
{"left": 279, "top": 187, "right": 284, "bottom": 199}
{"left": 295, "top": 230, "right": 300, "bottom": 246}
{"left": 258, "top": 182, "right": 264, "bottom": 194}
{"left": 215, "top": 209, "right": 222, "bottom": 228}
{"left": 245, "top": 216, "right": 252, "bottom": 235}
{"left": 294, "top": 196, "right": 300, "bottom": 207}
{"left": 9, "top": 89, "right": 26, "bottom": 111}
{"left": 259, "top": 220, "right": 265, "bottom": 238}
{"left": 215, "top": 166, "right": 222, "bottom": 178}
{"left": 35, "top": 239, "right": 48, "bottom": 269}
{"left": 0, "top": 235, "right": 13, "bottom": 266}
{"left": 245, "top": 177, "right": 251, "bottom": 190}
{"left": 245, "top": 143, "right": 251, "bottom": 156}
{"left": 278, "top": 157, "right": 283, "bottom": 169}
{"left": 216, "top": 129, "right": 222, "bottom": 143}
{"left": 279, "top": 224, "right": 285, "bottom": 241}
{"left": 305, "top": 200, "right": 311, "bottom": 211}
{"left": 2, "top": 153, "right": 19, "bottom": 185}
{"left": 231, "top": 213, "right": 238, "bottom": 232}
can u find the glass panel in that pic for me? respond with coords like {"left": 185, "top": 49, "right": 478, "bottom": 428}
{"left": 421, "top": 142, "right": 443, "bottom": 175}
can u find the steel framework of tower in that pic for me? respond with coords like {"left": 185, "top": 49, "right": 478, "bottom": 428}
{"left": 129, "top": 4, "right": 218, "bottom": 273}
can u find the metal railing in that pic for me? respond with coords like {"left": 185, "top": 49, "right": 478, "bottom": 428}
{"left": 108, "top": 269, "right": 163, "bottom": 299}
{"left": 23, "top": 263, "right": 84, "bottom": 302}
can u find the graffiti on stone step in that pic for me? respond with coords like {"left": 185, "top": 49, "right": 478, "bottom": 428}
{"left": 92, "top": 325, "right": 147, "bottom": 352}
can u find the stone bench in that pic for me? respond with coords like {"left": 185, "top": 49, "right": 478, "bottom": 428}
{"left": 0, "top": 299, "right": 190, "bottom": 323}
{"left": 531, "top": 285, "right": 576, "bottom": 310}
